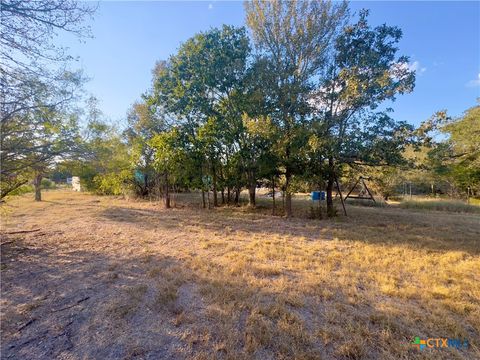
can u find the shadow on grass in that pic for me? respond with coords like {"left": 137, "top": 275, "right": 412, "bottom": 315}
{"left": 0, "top": 236, "right": 362, "bottom": 359}
{"left": 2, "top": 233, "right": 477, "bottom": 360}
{"left": 2, "top": 191, "right": 478, "bottom": 358}
{"left": 99, "top": 198, "right": 480, "bottom": 256}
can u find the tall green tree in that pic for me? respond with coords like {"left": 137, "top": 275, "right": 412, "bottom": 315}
{"left": 151, "top": 25, "right": 251, "bottom": 206}
{"left": 312, "top": 9, "right": 415, "bottom": 215}
{"left": 149, "top": 128, "right": 189, "bottom": 208}
{"left": 0, "top": 72, "right": 84, "bottom": 200}
{"left": 244, "top": 0, "right": 348, "bottom": 216}
{"left": 125, "top": 100, "right": 166, "bottom": 196}
{"left": 1, "top": 0, "right": 95, "bottom": 199}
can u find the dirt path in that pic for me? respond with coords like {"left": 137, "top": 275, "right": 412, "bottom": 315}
{"left": 1, "top": 193, "right": 212, "bottom": 359}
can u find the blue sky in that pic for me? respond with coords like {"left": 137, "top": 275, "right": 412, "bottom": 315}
{"left": 60, "top": 1, "right": 480, "bottom": 127}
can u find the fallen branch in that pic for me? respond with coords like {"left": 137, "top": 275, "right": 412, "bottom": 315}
{"left": 51, "top": 296, "right": 90, "bottom": 313}
{"left": 17, "top": 318, "right": 36, "bottom": 332}
{"left": 9, "top": 330, "right": 49, "bottom": 349}
{"left": 3, "top": 229, "right": 41, "bottom": 235}
{"left": 0, "top": 240, "right": 15, "bottom": 246}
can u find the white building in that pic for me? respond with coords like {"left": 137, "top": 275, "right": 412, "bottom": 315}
{"left": 72, "top": 176, "right": 81, "bottom": 192}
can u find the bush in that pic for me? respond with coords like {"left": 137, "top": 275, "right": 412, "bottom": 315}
{"left": 469, "top": 198, "right": 480, "bottom": 206}
{"left": 9, "top": 184, "right": 34, "bottom": 196}
{"left": 92, "top": 170, "right": 134, "bottom": 196}
{"left": 41, "top": 178, "right": 56, "bottom": 189}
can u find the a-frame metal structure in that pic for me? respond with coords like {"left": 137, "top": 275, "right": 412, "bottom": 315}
{"left": 344, "top": 176, "right": 376, "bottom": 203}
{"left": 334, "top": 174, "right": 347, "bottom": 216}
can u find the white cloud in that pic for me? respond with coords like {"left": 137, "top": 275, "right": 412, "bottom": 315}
{"left": 466, "top": 73, "right": 480, "bottom": 87}
{"left": 208, "top": 3, "right": 213, "bottom": 10}
{"left": 407, "top": 61, "right": 427, "bottom": 75}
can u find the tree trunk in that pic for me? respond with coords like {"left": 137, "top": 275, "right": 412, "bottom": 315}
{"left": 326, "top": 177, "right": 334, "bottom": 217}
{"left": 164, "top": 172, "right": 170, "bottom": 209}
{"left": 234, "top": 188, "right": 240, "bottom": 206}
{"left": 272, "top": 176, "right": 276, "bottom": 215}
{"left": 143, "top": 174, "right": 149, "bottom": 196}
{"left": 285, "top": 169, "right": 292, "bottom": 217}
{"left": 227, "top": 187, "right": 231, "bottom": 204}
{"left": 248, "top": 184, "right": 256, "bottom": 207}
{"left": 221, "top": 189, "right": 225, "bottom": 205}
{"left": 326, "top": 157, "right": 335, "bottom": 217}
{"left": 202, "top": 190, "right": 206, "bottom": 208}
{"left": 33, "top": 173, "right": 42, "bottom": 201}
{"left": 212, "top": 165, "right": 218, "bottom": 207}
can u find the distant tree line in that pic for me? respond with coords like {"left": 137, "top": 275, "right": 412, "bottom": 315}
{"left": 2, "top": 0, "right": 478, "bottom": 215}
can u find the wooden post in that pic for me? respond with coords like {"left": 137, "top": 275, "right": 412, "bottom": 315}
{"left": 207, "top": 188, "right": 211, "bottom": 209}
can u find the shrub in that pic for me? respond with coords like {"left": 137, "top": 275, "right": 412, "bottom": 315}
{"left": 9, "top": 184, "right": 34, "bottom": 196}
{"left": 92, "top": 170, "right": 134, "bottom": 196}
{"left": 469, "top": 198, "right": 480, "bottom": 206}
{"left": 41, "top": 178, "right": 56, "bottom": 189}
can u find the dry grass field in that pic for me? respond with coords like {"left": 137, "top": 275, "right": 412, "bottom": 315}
{"left": 1, "top": 190, "right": 479, "bottom": 359}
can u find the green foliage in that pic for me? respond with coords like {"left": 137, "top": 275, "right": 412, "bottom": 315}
{"left": 41, "top": 179, "right": 56, "bottom": 189}
{"left": 39, "top": 4, "right": 474, "bottom": 218}
{"left": 304, "top": 9, "right": 416, "bottom": 215}
{"left": 124, "top": 100, "right": 166, "bottom": 196}
{"left": 149, "top": 128, "right": 188, "bottom": 177}
{"left": 8, "top": 185, "right": 34, "bottom": 196}
{"left": 1, "top": 0, "right": 94, "bottom": 200}
{"left": 61, "top": 97, "right": 132, "bottom": 194}
{"left": 437, "top": 106, "right": 480, "bottom": 193}
{"left": 418, "top": 105, "right": 480, "bottom": 195}
{"left": 149, "top": 25, "right": 273, "bottom": 205}
{"left": 5, "top": 179, "right": 56, "bottom": 197}
{"left": 313, "top": 9, "right": 416, "bottom": 163}
{"left": 245, "top": 0, "right": 349, "bottom": 215}
{"left": 0, "top": 72, "right": 83, "bottom": 199}
{"left": 93, "top": 170, "right": 134, "bottom": 196}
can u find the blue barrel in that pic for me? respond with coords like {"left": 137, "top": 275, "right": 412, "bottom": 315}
{"left": 311, "top": 191, "right": 320, "bottom": 201}
{"left": 320, "top": 191, "right": 326, "bottom": 201}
